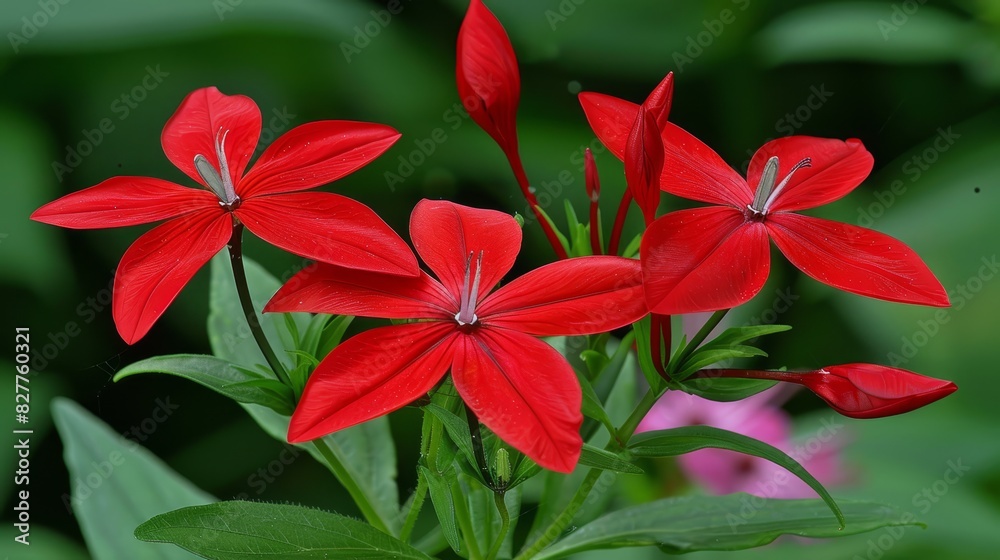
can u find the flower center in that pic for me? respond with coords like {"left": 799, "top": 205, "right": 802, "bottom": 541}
{"left": 194, "top": 128, "right": 240, "bottom": 209}
{"left": 455, "top": 250, "right": 484, "bottom": 326}
{"left": 747, "top": 156, "right": 812, "bottom": 218}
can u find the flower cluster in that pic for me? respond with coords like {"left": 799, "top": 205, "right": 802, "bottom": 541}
{"left": 33, "top": 0, "right": 957, "bottom": 507}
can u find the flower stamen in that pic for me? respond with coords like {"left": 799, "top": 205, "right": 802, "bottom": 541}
{"left": 193, "top": 128, "right": 239, "bottom": 207}
{"left": 748, "top": 156, "right": 812, "bottom": 217}
{"left": 456, "top": 250, "right": 484, "bottom": 326}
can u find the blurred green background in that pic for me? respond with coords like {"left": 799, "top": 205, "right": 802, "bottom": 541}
{"left": 1, "top": 0, "right": 998, "bottom": 558}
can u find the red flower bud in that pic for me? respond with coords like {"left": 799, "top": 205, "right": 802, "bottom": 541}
{"left": 802, "top": 364, "right": 957, "bottom": 419}
{"left": 692, "top": 364, "right": 956, "bottom": 419}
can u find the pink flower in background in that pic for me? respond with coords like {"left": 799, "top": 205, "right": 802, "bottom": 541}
{"left": 637, "top": 387, "right": 848, "bottom": 498}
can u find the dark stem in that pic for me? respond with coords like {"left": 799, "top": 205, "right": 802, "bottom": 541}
{"left": 227, "top": 223, "right": 292, "bottom": 389}
{"left": 608, "top": 190, "right": 633, "bottom": 256}
{"left": 689, "top": 368, "right": 800, "bottom": 382}
{"left": 465, "top": 404, "right": 494, "bottom": 489}
{"left": 650, "top": 313, "right": 671, "bottom": 380}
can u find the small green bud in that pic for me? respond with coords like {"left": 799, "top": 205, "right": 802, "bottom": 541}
{"left": 513, "top": 213, "right": 525, "bottom": 228}
{"left": 494, "top": 448, "right": 511, "bottom": 485}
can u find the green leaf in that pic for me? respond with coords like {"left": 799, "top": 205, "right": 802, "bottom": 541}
{"left": 678, "top": 377, "right": 779, "bottom": 402}
{"left": 578, "top": 444, "right": 644, "bottom": 474}
{"left": 704, "top": 324, "right": 792, "bottom": 348}
{"left": 577, "top": 371, "right": 617, "bottom": 440}
{"left": 420, "top": 465, "right": 463, "bottom": 554}
{"left": 135, "top": 501, "right": 433, "bottom": 559}
{"left": 423, "top": 404, "right": 478, "bottom": 473}
{"left": 532, "top": 495, "right": 921, "bottom": 559}
{"left": 113, "top": 354, "right": 295, "bottom": 415}
{"left": 533, "top": 203, "right": 571, "bottom": 255}
{"left": 632, "top": 316, "right": 666, "bottom": 391}
{"left": 52, "top": 398, "right": 213, "bottom": 560}
{"left": 674, "top": 345, "right": 768, "bottom": 380}
{"left": 207, "top": 252, "right": 311, "bottom": 373}
{"left": 629, "top": 426, "right": 844, "bottom": 528}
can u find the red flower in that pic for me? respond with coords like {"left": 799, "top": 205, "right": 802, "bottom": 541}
{"left": 641, "top": 131, "right": 949, "bottom": 313}
{"left": 31, "top": 87, "right": 418, "bottom": 344}
{"left": 694, "top": 364, "right": 957, "bottom": 419}
{"left": 266, "top": 200, "right": 647, "bottom": 472}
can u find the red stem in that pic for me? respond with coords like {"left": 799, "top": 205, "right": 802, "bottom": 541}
{"left": 689, "top": 369, "right": 800, "bottom": 382}
{"left": 650, "top": 313, "right": 669, "bottom": 381}
{"left": 589, "top": 195, "right": 602, "bottom": 256}
{"left": 608, "top": 190, "right": 633, "bottom": 256}
{"left": 510, "top": 156, "right": 568, "bottom": 260}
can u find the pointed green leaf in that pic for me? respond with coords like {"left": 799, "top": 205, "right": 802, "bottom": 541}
{"left": 679, "top": 377, "right": 779, "bottom": 402}
{"left": 420, "top": 466, "right": 463, "bottom": 554}
{"left": 674, "top": 345, "right": 768, "bottom": 380}
{"left": 578, "top": 444, "right": 644, "bottom": 474}
{"left": 135, "top": 501, "right": 433, "bottom": 559}
{"left": 532, "top": 495, "right": 921, "bottom": 559}
{"left": 629, "top": 425, "right": 844, "bottom": 527}
{"left": 113, "top": 354, "right": 295, "bottom": 415}
{"left": 423, "top": 404, "right": 478, "bottom": 473}
{"left": 52, "top": 398, "right": 213, "bottom": 560}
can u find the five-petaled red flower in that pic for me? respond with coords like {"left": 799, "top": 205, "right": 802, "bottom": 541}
{"left": 639, "top": 129, "right": 949, "bottom": 313}
{"left": 266, "top": 199, "right": 647, "bottom": 472}
{"left": 32, "top": 87, "right": 418, "bottom": 344}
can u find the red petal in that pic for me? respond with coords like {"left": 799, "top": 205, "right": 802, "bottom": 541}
{"left": 624, "top": 106, "right": 664, "bottom": 224}
{"left": 766, "top": 213, "right": 949, "bottom": 306}
{"left": 236, "top": 192, "right": 419, "bottom": 276}
{"left": 479, "top": 256, "right": 646, "bottom": 335}
{"left": 661, "top": 122, "right": 752, "bottom": 208}
{"left": 238, "top": 121, "right": 400, "bottom": 198}
{"left": 642, "top": 72, "right": 674, "bottom": 131}
{"left": 641, "top": 207, "right": 770, "bottom": 314}
{"left": 265, "top": 266, "right": 454, "bottom": 320}
{"left": 410, "top": 199, "right": 521, "bottom": 300}
{"left": 456, "top": 0, "right": 521, "bottom": 161}
{"left": 31, "top": 176, "right": 213, "bottom": 228}
{"left": 578, "top": 92, "right": 637, "bottom": 161}
{"left": 113, "top": 210, "right": 231, "bottom": 344}
{"left": 161, "top": 87, "right": 261, "bottom": 188}
{"left": 288, "top": 323, "right": 457, "bottom": 442}
{"left": 811, "top": 364, "right": 957, "bottom": 419}
{"left": 453, "top": 329, "right": 582, "bottom": 473}
{"left": 747, "top": 137, "right": 874, "bottom": 213}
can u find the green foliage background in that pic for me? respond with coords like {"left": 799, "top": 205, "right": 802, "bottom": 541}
{"left": 0, "top": 0, "right": 998, "bottom": 558}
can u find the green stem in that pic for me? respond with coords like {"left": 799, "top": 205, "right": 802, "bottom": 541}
{"left": 487, "top": 492, "right": 510, "bottom": 560}
{"left": 400, "top": 473, "right": 428, "bottom": 543}
{"left": 616, "top": 387, "right": 660, "bottom": 443}
{"left": 514, "top": 469, "right": 602, "bottom": 560}
{"left": 312, "top": 438, "right": 393, "bottom": 535}
{"left": 452, "top": 482, "right": 484, "bottom": 560}
{"left": 670, "top": 308, "right": 730, "bottom": 373}
{"left": 227, "top": 224, "right": 292, "bottom": 389}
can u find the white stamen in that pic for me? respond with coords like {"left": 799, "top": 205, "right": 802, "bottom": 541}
{"left": 748, "top": 156, "right": 812, "bottom": 215}
{"left": 455, "top": 251, "right": 484, "bottom": 326}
